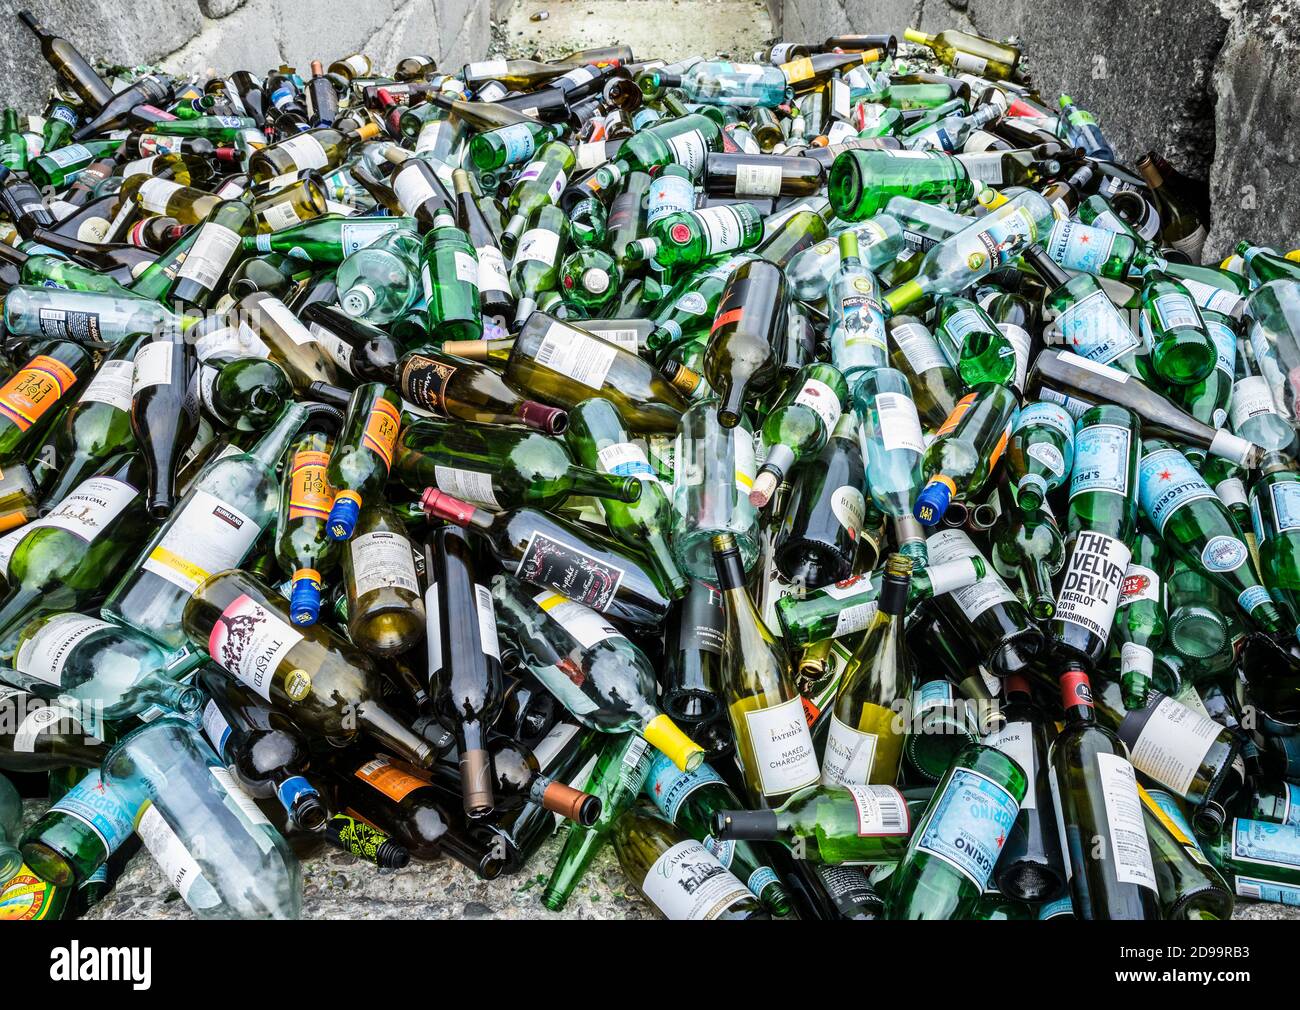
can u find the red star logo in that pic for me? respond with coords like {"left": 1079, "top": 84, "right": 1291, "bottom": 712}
{"left": 1159, "top": 469, "right": 1172, "bottom": 481}
{"left": 654, "top": 781, "right": 663, "bottom": 795}
{"left": 1078, "top": 233, "right": 1090, "bottom": 244}
{"left": 996, "top": 831, "right": 1006, "bottom": 846}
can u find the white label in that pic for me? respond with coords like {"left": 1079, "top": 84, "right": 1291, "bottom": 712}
{"left": 794, "top": 377, "right": 842, "bottom": 431}
{"left": 210, "top": 765, "right": 272, "bottom": 827}
{"left": 207, "top": 593, "right": 303, "bottom": 701}
{"left": 576, "top": 140, "right": 608, "bottom": 171}
{"left": 393, "top": 167, "right": 436, "bottom": 213}
{"left": 832, "top": 599, "right": 878, "bottom": 638}
{"left": 743, "top": 696, "right": 820, "bottom": 797}
{"left": 131, "top": 339, "right": 174, "bottom": 394}
{"left": 666, "top": 130, "right": 707, "bottom": 175}
{"left": 0, "top": 526, "right": 29, "bottom": 579}
{"left": 15, "top": 614, "right": 110, "bottom": 685}
{"left": 79, "top": 358, "right": 135, "bottom": 411}
{"left": 734, "top": 162, "right": 783, "bottom": 197}
{"left": 425, "top": 581, "right": 441, "bottom": 674}
{"left": 142, "top": 489, "right": 262, "bottom": 592}
{"left": 1119, "top": 563, "right": 1160, "bottom": 605}
{"left": 1215, "top": 477, "right": 1247, "bottom": 509}
{"left": 261, "top": 198, "right": 302, "bottom": 231}
{"left": 350, "top": 530, "right": 420, "bottom": 596}
{"left": 201, "top": 700, "right": 232, "bottom": 754}
{"left": 892, "top": 321, "right": 948, "bottom": 373}
{"left": 846, "top": 784, "right": 909, "bottom": 836}
{"left": 432, "top": 465, "right": 499, "bottom": 508}
{"left": 39, "top": 476, "right": 137, "bottom": 542}
{"left": 476, "top": 245, "right": 510, "bottom": 292}
{"left": 307, "top": 322, "right": 353, "bottom": 374}
{"left": 875, "top": 392, "right": 924, "bottom": 453}
{"left": 452, "top": 249, "right": 479, "bottom": 286}
{"left": 259, "top": 297, "right": 316, "bottom": 346}
{"left": 534, "top": 322, "right": 617, "bottom": 390}
{"left": 473, "top": 583, "right": 500, "bottom": 661}
{"left": 1096, "top": 751, "right": 1158, "bottom": 890}
{"left": 277, "top": 132, "right": 329, "bottom": 171}
{"left": 176, "top": 222, "right": 241, "bottom": 290}
{"left": 135, "top": 176, "right": 182, "bottom": 211}
{"left": 1130, "top": 696, "right": 1222, "bottom": 796}
{"left": 197, "top": 323, "right": 268, "bottom": 362}
{"left": 467, "top": 59, "right": 509, "bottom": 78}
{"left": 1054, "top": 532, "right": 1131, "bottom": 644}
{"left": 1027, "top": 441, "right": 1064, "bottom": 476}
{"left": 597, "top": 441, "right": 658, "bottom": 483}
{"left": 136, "top": 804, "right": 204, "bottom": 902}
{"left": 694, "top": 205, "right": 746, "bottom": 253}
{"left": 985, "top": 721, "right": 1035, "bottom": 809}
{"left": 515, "top": 227, "right": 560, "bottom": 267}
{"left": 958, "top": 152, "right": 1004, "bottom": 185}
{"left": 641, "top": 839, "right": 754, "bottom": 920}
{"left": 534, "top": 590, "right": 625, "bottom": 650}
{"left": 820, "top": 713, "right": 879, "bottom": 786}
{"left": 830, "top": 485, "right": 866, "bottom": 538}
{"left": 1230, "top": 375, "right": 1278, "bottom": 430}
{"left": 925, "top": 528, "right": 1017, "bottom": 619}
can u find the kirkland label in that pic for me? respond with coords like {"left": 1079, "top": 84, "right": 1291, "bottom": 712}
{"left": 1070, "top": 423, "right": 1130, "bottom": 498}
{"left": 915, "top": 767, "right": 1019, "bottom": 889}
{"left": 1054, "top": 531, "right": 1131, "bottom": 643}
{"left": 142, "top": 490, "right": 260, "bottom": 592}
{"left": 349, "top": 530, "right": 420, "bottom": 596}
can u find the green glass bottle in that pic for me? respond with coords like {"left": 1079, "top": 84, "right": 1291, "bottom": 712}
{"left": 1202, "top": 818, "right": 1300, "bottom": 904}
{"left": 887, "top": 315, "right": 961, "bottom": 428}
{"left": 1138, "top": 264, "right": 1215, "bottom": 386}
{"left": 914, "top": 383, "right": 1018, "bottom": 527}
{"left": 828, "top": 147, "right": 974, "bottom": 222}
{"left": 886, "top": 742, "right": 1026, "bottom": 919}
{"left": 750, "top": 362, "right": 848, "bottom": 508}
{"left": 501, "top": 141, "right": 576, "bottom": 251}
{"left": 18, "top": 770, "right": 139, "bottom": 886}
{"left": 420, "top": 209, "right": 482, "bottom": 342}
{"left": 558, "top": 248, "right": 621, "bottom": 317}
{"left": 623, "top": 203, "right": 764, "bottom": 271}
{"left": 1113, "top": 527, "right": 1168, "bottom": 706}
{"left": 1007, "top": 401, "right": 1075, "bottom": 513}
{"left": 820, "top": 555, "right": 912, "bottom": 787}
{"left": 26, "top": 139, "right": 121, "bottom": 189}
{"left": 1050, "top": 404, "right": 1140, "bottom": 667}
{"left": 565, "top": 398, "right": 687, "bottom": 600}
{"left": 1141, "top": 786, "right": 1234, "bottom": 920}
{"left": 510, "top": 203, "right": 568, "bottom": 327}
{"left": 1251, "top": 451, "right": 1300, "bottom": 630}
{"left": 1236, "top": 241, "right": 1300, "bottom": 284}
{"left": 646, "top": 254, "right": 758, "bottom": 353}
{"left": 275, "top": 418, "right": 341, "bottom": 626}
{"left": 245, "top": 214, "right": 413, "bottom": 265}
{"left": 0, "top": 340, "right": 94, "bottom": 463}
{"left": 1138, "top": 438, "right": 1283, "bottom": 634}
{"left": 467, "top": 120, "right": 561, "bottom": 173}
{"left": 1170, "top": 309, "right": 1237, "bottom": 432}
{"left": 200, "top": 357, "right": 294, "bottom": 434}
{"left": 168, "top": 199, "right": 254, "bottom": 310}
{"left": 714, "top": 782, "right": 911, "bottom": 864}
{"left": 325, "top": 383, "right": 403, "bottom": 541}
{"left": 932, "top": 294, "right": 1016, "bottom": 386}
{"left": 990, "top": 499, "right": 1064, "bottom": 621}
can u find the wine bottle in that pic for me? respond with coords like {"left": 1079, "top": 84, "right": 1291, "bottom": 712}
{"left": 0, "top": 686, "right": 108, "bottom": 772}
{"left": 490, "top": 574, "right": 703, "bottom": 766}
{"left": 452, "top": 168, "right": 512, "bottom": 319}
{"left": 828, "top": 148, "right": 975, "bottom": 222}
{"left": 854, "top": 368, "right": 925, "bottom": 541}
{"left": 1141, "top": 786, "right": 1234, "bottom": 920}
{"left": 247, "top": 122, "right": 380, "bottom": 182}
{"left": 130, "top": 328, "right": 198, "bottom": 518}
{"left": 914, "top": 383, "right": 1018, "bottom": 527}
{"left": 662, "top": 579, "right": 726, "bottom": 722}
{"left": 393, "top": 345, "right": 568, "bottom": 434}
{"left": 703, "top": 257, "right": 786, "bottom": 428}
{"left": 168, "top": 199, "right": 254, "bottom": 310}
{"left": 0, "top": 340, "right": 94, "bottom": 463}
{"left": 1007, "top": 402, "right": 1075, "bottom": 513}
{"left": 713, "top": 532, "right": 820, "bottom": 804}
{"left": 343, "top": 501, "right": 425, "bottom": 657}
{"left": 199, "top": 357, "right": 294, "bottom": 434}
{"left": 424, "top": 525, "right": 502, "bottom": 817}
{"left": 324, "top": 383, "right": 403, "bottom": 541}
{"left": 1138, "top": 263, "right": 1215, "bottom": 386}
{"left": 1048, "top": 666, "right": 1161, "bottom": 919}
{"left": 17, "top": 11, "right": 115, "bottom": 111}
{"left": 421, "top": 209, "right": 483, "bottom": 341}
{"left": 274, "top": 416, "right": 340, "bottom": 626}
{"left": 750, "top": 362, "right": 847, "bottom": 507}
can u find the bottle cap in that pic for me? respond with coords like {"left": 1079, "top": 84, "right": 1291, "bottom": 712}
{"left": 913, "top": 475, "right": 955, "bottom": 526}
{"left": 712, "top": 809, "right": 779, "bottom": 839}
{"left": 418, "top": 487, "right": 493, "bottom": 529}
{"left": 749, "top": 468, "right": 780, "bottom": 508}
{"left": 519, "top": 400, "right": 567, "bottom": 434}
{"left": 642, "top": 713, "right": 705, "bottom": 772}
{"left": 289, "top": 568, "right": 323, "bottom": 625}
{"left": 326, "top": 489, "right": 362, "bottom": 540}
{"left": 540, "top": 780, "right": 603, "bottom": 826}
{"left": 340, "top": 282, "right": 375, "bottom": 317}
{"left": 459, "top": 748, "right": 495, "bottom": 818}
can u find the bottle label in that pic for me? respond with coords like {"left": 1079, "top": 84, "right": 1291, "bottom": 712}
{"left": 832, "top": 599, "right": 877, "bottom": 639}
{"left": 432, "top": 465, "right": 499, "bottom": 508}
{"left": 534, "top": 321, "right": 618, "bottom": 391}
{"left": 925, "top": 528, "right": 1017, "bottom": 619}
{"left": 476, "top": 244, "right": 511, "bottom": 293}
{"left": 642, "top": 840, "right": 755, "bottom": 920}
{"left": 1152, "top": 292, "right": 1200, "bottom": 332}
{"left": 201, "top": 699, "right": 232, "bottom": 754}
{"left": 1201, "top": 534, "right": 1247, "bottom": 573}
{"left": 143, "top": 490, "right": 260, "bottom": 592}
{"left": 1235, "top": 876, "right": 1300, "bottom": 905}
{"left": 0, "top": 355, "right": 79, "bottom": 432}
{"left": 78, "top": 357, "right": 135, "bottom": 412}
{"left": 533, "top": 589, "right": 624, "bottom": 650}
{"left": 495, "top": 123, "right": 537, "bottom": 163}
{"left": 1229, "top": 375, "right": 1279, "bottom": 430}
{"left": 514, "top": 226, "right": 560, "bottom": 266}
{"left": 1095, "top": 751, "right": 1158, "bottom": 890}
{"left": 48, "top": 770, "right": 135, "bottom": 855}
{"left": 362, "top": 398, "right": 402, "bottom": 470}
{"left": 984, "top": 721, "right": 1035, "bottom": 809}
{"left": 517, "top": 532, "right": 625, "bottom": 612}
{"left": 196, "top": 323, "right": 268, "bottom": 362}
{"left": 1269, "top": 481, "right": 1300, "bottom": 533}
{"left": 350, "top": 530, "right": 420, "bottom": 597}
{"left": 1015, "top": 401, "right": 1073, "bottom": 439}
{"left": 136, "top": 804, "right": 204, "bottom": 902}
{"left": 1232, "top": 818, "right": 1300, "bottom": 873}
{"left": 37, "top": 308, "right": 101, "bottom": 345}
{"left": 15, "top": 613, "right": 111, "bottom": 686}
{"left": 393, "top": 166, "right": 437, "bottom": 213}
{"left": 398, "top": 354, "right": 458, "bottom": 415}
{"left": 743, "top": 696, "right": 820, "bottom": 797}
{"left": 1183, "top": 278, "right": 1244, "bottom": 317}
{"left": 1027, "top": 441, "right": 1064, "bottom": 476}
{"left": 211, "top": 765, "right": 273, "bottom": 832}
{"left": 644, "top": 749, "right": 725, "bottom": 822}
{"left": 1055, "top": 531, "right": 1131, "bottom": 643}
{"left": 208, "top": 593, "right": 304, "bottom": 701}
{"left": 733, "top": 162, "right": 782, "bottom": 197}
{"left": 892, "top": 321, "right": 948, "bottom": 373}
{"left": 1118, "top": 693, "right": 1222, "bottom": 797}
{"left": 339, "top": 219, "right": 403, "bottom": 257}
{"left": 277, "top": 131, "right": 329, "bottom": 171}
{"left": 1055, "top": 289, "right": 1139, "bottom": 364}
{"left": 288, "top": 449, "right": 333, "bottom": 520}
{"left": 597, "top": 441, "right": 658, "bottom": 483}
{"left": 692, "top": 205, "right": 747, "bottom": 254}
{"left": 1137, "top": 446, "right": 1217, "bottom": 535}
{"left": 176, "top": 222, "right": 241, "bottom": 290}
{"left": 957, "top": 152, "right": 1003, "bottom": 185}
{"left": 260, "top": 197, "right": 303, "bottom": 232}
{"left": 648, "top": 173, "right": 695, "bottom": 224}
{"left": 40, "top": 475, "right": 137, "bottom": 543}
{"left": 846, "top": 784, "right": 909, "bottom": 836}
{"left": 1205, "top": 317, "right": 1238, "bottom": 377}
{"left": 829, "top": 485, "right": 866, "bottom": 539}
{"left": 1118, "top": 563, "right": 1160, "bottom": 606}
{"left": 467, "top": 59, "right": 510, "bottom": 77}
{"left": 666, "top": 130, "right": 707, "bottom": 175}
{"left": 11, "top": 702, "right": 81, "bottom": 752}
{"left": 873, "top": 392, "right": 924, "bottom": 454}
{"left": 915, "top": 767, "right": 1019, "bottom": 889}
{"left": 1047, "top": 220, "right": 1115, "bottom": 275}
{"left": 1069, "top": 423, "right": 1130, "bottom": 498}
{"left": 355, "top": 756, "right": 429, "bottom": 802}
{"left": 951, "top": 52, "right": 989, "bottom": 74}
{"left": 131, "top": 339, "right": 174, "bottom": 394}
{"left": 793, "top": 377, "right": 842, "bottom": 431}
{"left": 821, "top": 713, "right": 880, "bottom": 787}
{"left": 135, "top": 175, "right": 183, "bottom": 211}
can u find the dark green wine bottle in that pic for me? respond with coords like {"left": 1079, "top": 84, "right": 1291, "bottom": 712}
{"left": 325, "top": 382, "right": 403, "bottom": 541}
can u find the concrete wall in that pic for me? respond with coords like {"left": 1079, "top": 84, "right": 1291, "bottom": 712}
{"left": 0, "top": 0, "right": 492, "bottom": 112}
{"left": 777, "top": 0, "right": 1300, "bottom": 260}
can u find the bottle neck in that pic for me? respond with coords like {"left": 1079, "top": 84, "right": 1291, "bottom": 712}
{"left": 1059, "top": 667, "right": 1096, "bottom": 725}
{"left": 569, "top": 464, "right": 642, "bottom": 503}
{"left": 249, "top": 402, "right": 309, "bottom": 471}
{"left": 354, "top": 700, "right": 435, "bottom": 767}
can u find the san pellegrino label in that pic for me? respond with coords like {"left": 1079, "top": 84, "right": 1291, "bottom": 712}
{"left": 915, "top": 766, "right": 1019, "bottom": 888}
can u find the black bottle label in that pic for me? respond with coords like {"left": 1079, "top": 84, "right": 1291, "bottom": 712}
{"left": 516, "top": 532, "right": 624, "bottom": 611}
{"left": 683, "top": 581, "right": 725, "bottom": 655}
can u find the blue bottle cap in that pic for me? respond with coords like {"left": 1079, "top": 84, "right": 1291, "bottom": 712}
{"left": 289, "top": 572, "right": 323, "bottom": 625}
{"left": 914, "top": 476, "right": 954, "bottom": 527}
{"left": 326, "top": 491, "right": 361, "bottom": 541}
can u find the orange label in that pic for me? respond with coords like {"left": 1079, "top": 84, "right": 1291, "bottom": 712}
{"left": 934, "top": 392, "right": 977, "bottom": 439}
{"left": 988, "top": 423, "right": 1011, "bottom": 472}
{"left": 0, "top": 355, "right": 78, "bottom": 432}
{"left": 288, "top": 449, "right": 334, "bottom": 520}
{"left": 780, "top": 56, "right": 815, "bottom": 83}
{"left": 362, "top": 398, "right": 401, "bottom": 471}
{"left": 710, "top": 307, "right": 743, "bottom": 335}
{"left": 354, "top": 756, "right": 428, "bottom": 802}
{"left": 0, "top": 512, "right": 27, "bottom": 534}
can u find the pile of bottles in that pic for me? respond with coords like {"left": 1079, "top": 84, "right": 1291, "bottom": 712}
{"left": 2, "top": 12, "right": 1300, "bottom": 923}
